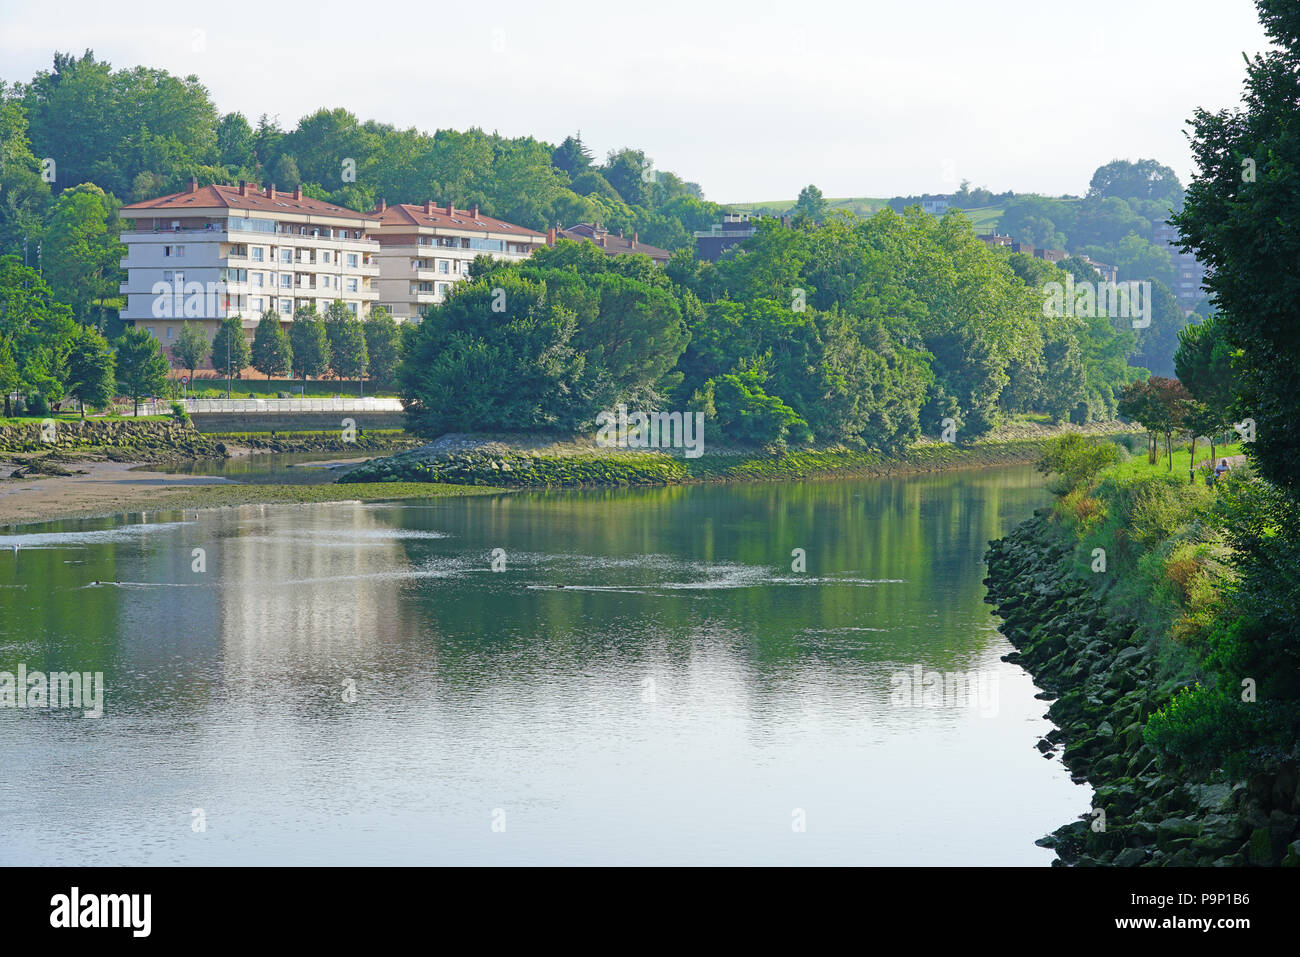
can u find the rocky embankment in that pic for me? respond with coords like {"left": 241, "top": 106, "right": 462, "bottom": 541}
{"left": 0, "top": 419, "right": 224, "bottom": 466}
{"left": 220, "top": 430, "right": 421, "bottom": 455}
{"left": 985, "top": 512, "right": 1300, "bottom": 866}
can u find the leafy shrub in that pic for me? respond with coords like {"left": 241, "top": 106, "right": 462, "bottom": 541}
{"left": 1036, "top": 433, "right": 1124, "bottom": 494}
{"left": 170, "top": 401, "right": 191, "bottom": 426}
{"left": 26, "top": 393, "right": 50, "bottom": 416}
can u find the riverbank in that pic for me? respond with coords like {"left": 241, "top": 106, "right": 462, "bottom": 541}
{"left": 344, "top": 421, "right": 1145, "bottom": 489}
{"left": 985, "top": 508, "right": 1300, "bottom": 866}
{"left": 0, "top": 458, "right": 502, "bottom": 528}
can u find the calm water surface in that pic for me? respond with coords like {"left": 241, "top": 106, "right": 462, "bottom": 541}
{"left": 0, "top": 465, "right": 1085, "bottom": 864}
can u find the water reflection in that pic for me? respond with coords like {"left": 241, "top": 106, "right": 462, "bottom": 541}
{"left": 0, "top": 466, "right": 1085, "bottom": 865}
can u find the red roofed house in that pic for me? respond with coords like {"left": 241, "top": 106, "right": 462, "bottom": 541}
{"left": 119, "top": 179, "right": 382, "bottom": 348}
{"left": 548, "top": 223, "right": 671, "bottom": 265}
{"left": 369, "top": 201, "right": 548, "bottom": 321}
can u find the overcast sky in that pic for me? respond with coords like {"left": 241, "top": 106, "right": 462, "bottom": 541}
{"left": 0, "top": 0, "right": 1272, "bottom": 202}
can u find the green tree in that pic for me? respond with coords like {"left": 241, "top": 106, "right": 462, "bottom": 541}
{"left": 792, "top": 184, "right": 828, "bottom": 225}
{"left": 553, "top": 134, "right": 594, "bottom": 179}
{"left": 41, "top": 182, "right": 125, "bottom": 326}
{"left": 114, "top": 326, "right": 169, "bottom": 415}
{"left": 210, "top": 315, "right": 251, "bottom": 395}
{"left": 1175, "top": 313, "right": 1238, "bottom": 462}
{"left": 0, "top": 254, "right": 76, "bottom": 410}
{"left": 250, "top": 310, "right": 293, "bottom": 379}
{"left": 323, "top": 301, "right": 367, "bottom": 383}
{"left": 288, "top": 307, "right": 331, "bottom": 384}
{"left": 362, "top": 307, "right": 401, "bottom": 384}
{"left": 0, "top": 340, "right": 18, "bottom": 417}
{"left": 65, "top": 324, "right": 116, "bottom": 416}
{"left": 173, "top": 321, "right": 209, "bottom": 381}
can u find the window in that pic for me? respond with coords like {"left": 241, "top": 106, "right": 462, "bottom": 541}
{"left": 253, "top": 273, "right": 264, "bottom": 287}
{"left": 347, "top": 302, "right": 357, "bottom": 314}
{"left": 280, "top": 300, "right": 292, "bottom": 314}
{"left": 175, "top": 245, "right": 186, "bottom": 257}
{"left": 167, "top": 327, "right": 174, "bottom": 339}
{"left": 437, "top": 283, "right": 449, "bottom": 295}
{"left": 346, "top": 278, "right": 358, "bottom": 292}
{"left": 163, "top": 246, "right": 172, "bottom": 257}
{"left": 280, "top": 249, "right": 293, "bottom": 264}
{"left": 346, "top": 253, "right": 359, "bottom": 268}
{"left": 251, "top": 247, "right": 265, "bottom": 262}
{"left": 439, "top": 260, "right": 449, "bottom": 273}
{"left": 321, "top": 251, "right": 331, "bottom": 264}
{"left": 280, "top": 275, "right": 292, "bottom": 288}
{"left": 146, "top": 327, "right": 156, "bottom": 337}
{"left": 252, "top": 298, "right": 262, "bottom": 312}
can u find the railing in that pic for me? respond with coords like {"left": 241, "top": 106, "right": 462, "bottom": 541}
{"left": 182, "top": 397, "right": 404, "bottom": 413}
{"left": 117, "top": 397, "right": 403, "bottom": 415}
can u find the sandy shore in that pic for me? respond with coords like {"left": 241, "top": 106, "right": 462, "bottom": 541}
{"left": 0, "top": 460, "right": 233, "bottom": 527}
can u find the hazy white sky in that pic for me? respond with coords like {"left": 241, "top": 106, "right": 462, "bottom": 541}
{"left": 0, "top": 0, "right": 1272, "bottom": 202}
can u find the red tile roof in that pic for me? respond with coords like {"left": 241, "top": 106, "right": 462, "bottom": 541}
{"left": 372, "top": 203, "right": 545, "bottom": 237}
{"left": 557, "top": 224, "right": 671, "bottom": 261}
{"left": 122, "top": 184, "right": 377, "bottom": 220}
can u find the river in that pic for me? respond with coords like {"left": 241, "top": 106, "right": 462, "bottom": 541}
{"left": 0, "top": 464, "right": 1086, "bottom": 864}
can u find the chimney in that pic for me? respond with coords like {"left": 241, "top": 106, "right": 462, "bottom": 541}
{"left": 187, "top": 176, "right": 199, "bottom": 194}
{"left": 424, "top": 200, "right": 435, "bottom": 215}
{"left": 293, "top": 185, "right": 303, "bottom": 200}
{"left": 445, "top": 201, "right": 454, "bottom": 216}
{"left": 546, "top": 227, "right": 557, "bottom": 245}
{"left": 239, "top": 180, "right": 249, "bottom": 196}
{"left": 266, "top": 183, "right": 276, "bottom": 199}
{"left": 376, "top": 197, "right": 386, "bottom": 213}
{"left": 470, "top": 204, "right": 479, "bottom": 219}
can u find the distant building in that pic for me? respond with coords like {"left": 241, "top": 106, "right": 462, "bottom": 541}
{"left": 979, "top": 233, "right": 1015, "bottom": 250}
{"left": 370, "top": 200, "right": 547, "bottom": 321}
{"left": 1079, "top": 256, "right": 1118, "bottom": 284}
{"left": 1152, "top": 220, "right": 1207, "bottom": 313}
{"left": 921, "top": 197, "right": 951, "bottom": 216}
{"left": 119, "top": 179, "right": 381, "bottom": 346}
{"left": 550, "top": 222, "right": 671, "bottom": 265}
{"left": 694, "top": 212, "right": 791, "bottom": 262}
{"left": 1034, "top": 248, "right": 1067, "bottom": 263}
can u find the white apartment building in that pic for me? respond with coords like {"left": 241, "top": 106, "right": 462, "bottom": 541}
{"left": 119, "top": 180, "right": 382, "bottom": 349}
{"left": 370, "top": 201, "right": 547, "bottom": 321}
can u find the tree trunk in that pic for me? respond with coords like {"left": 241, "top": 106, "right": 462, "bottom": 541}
{"left": 80, "top": 399, "right": 85, "bottom": 420}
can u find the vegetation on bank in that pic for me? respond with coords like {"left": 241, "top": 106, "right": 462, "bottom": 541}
{"left": 402, "top": 213, "right": 1148, "bottom": 453}
{"left": 986, "top": 424, "right": 1297, "bottom": 865}
{"left": 343, "top": 429, "right": 1143, "bottom": 489}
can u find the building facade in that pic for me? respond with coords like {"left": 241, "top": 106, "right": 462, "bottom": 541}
{"left": 1152, "top": 220, "right": 1208, "bottom": 313}
{"left": 119, "top": 180, "right": 382, "bottom": 347}
{"left": 370, "top": 201, "right": 547, "bottom": 320}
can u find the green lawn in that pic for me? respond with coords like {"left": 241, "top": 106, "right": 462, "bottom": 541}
{"left": 1109, "top": 440, "right": 1245, "bottom": 482}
